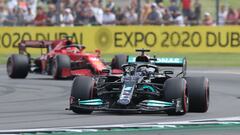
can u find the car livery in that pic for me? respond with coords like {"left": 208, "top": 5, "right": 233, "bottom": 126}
{"left": 68, "top": 49, "right": 209, "bottom": 115}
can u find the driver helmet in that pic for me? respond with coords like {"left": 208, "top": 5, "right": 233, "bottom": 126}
{"left": 65, "top": 36, "right": 73, "bottom": 46}
{"left": 135, "top": 56, "right": 149, "bottom": 62}
{"left": 66, "top": 39, "right": 72, "bottom": 46}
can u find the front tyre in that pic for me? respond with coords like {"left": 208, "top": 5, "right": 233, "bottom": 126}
{"left": 185, "top": 77, "right": 209, "bottom": 112}
{"left": 164, "top": 78, "right": 188, "bottom": 115}
{"left": 7, "top": 54, "right": 29, "bottom": 79}
{"left": 70, "top": 76, "right": 95, "bottom": 114}
{"left": 52, "top": 55, "right": 71, "bottom": 79}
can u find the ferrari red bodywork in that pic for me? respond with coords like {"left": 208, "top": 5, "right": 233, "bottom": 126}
{"left": 13, "top": 36, "right": 121, "bottom": 79}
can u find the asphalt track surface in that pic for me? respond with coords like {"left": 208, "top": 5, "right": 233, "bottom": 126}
{"left": 0, "top": 65, "right": 240, "bottom": 130}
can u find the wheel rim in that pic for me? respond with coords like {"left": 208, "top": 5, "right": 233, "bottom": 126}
{"left": 183, "top": 81, "right": 188, "bottom": 113}
{"left": 183, "top": 89, "right": 188, "bottom": 113}
{"left": 7, "top": 58, "right": 13, "bottom": 76}
{"left": 52, "top": 60, "right": 57, "bottom": 78}
{"left": 205, "top": 79, "right": 210, "bottom": 111}
{"left": 185, "top": 94, "right": 189, "bottom": 112}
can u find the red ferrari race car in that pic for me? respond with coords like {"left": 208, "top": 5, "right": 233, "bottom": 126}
{"left": 7, "top": 36, "right": 123, "bottom": 79}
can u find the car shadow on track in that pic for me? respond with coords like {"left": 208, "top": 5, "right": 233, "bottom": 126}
{"left": 25, "top": 77, "right": 73, "bottom": 81}
{"left": 65, "top": 111, "right": 170, "bottom": 116}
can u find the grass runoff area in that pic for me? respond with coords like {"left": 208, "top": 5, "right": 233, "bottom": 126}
{"left": 103, "top": 53, "right": 240, "bottom": 67}
{"left": 1, "top": 52, "right": 240, "bottom": 67}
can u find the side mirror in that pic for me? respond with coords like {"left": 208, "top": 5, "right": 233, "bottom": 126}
{"left": 149, "top": 58, "right": 157, "bottom": 61}
{"left": 164, "top": 70, "right": 174, "bottom": 75}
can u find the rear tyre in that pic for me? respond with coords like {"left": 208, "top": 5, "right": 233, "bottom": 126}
{"left": 70, "top": 76, "right": 95, "bottom": 114}
{"left": 52, "top": 55, "right": 71, "bottom": 79}
{"left": 7, "top": 54, "right": 29, "bottom": 79}
{"left": 111, "top": 54, "right": 128, "bottom": 69}
{"left": 185, "top": 77, "right": 209, "bottom": 112}
{"left": 164, "top": 78, "right": 188, "bottom": 115}
{"left": 47, "top": 58, "right": 53, "bottom": 75}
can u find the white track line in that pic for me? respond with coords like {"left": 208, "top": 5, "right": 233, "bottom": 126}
{"left": 0, "top": 116, "right": 240, "bottom": 133}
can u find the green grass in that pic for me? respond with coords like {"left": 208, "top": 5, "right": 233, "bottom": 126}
{"left": 0, "top": 54, "right": 8, "bottom": 65}
{"left": 104, "top": 52, "right": 240, "bottom": 67}
{"left": 1, "top": 53, "right": 240, "bottom": 67}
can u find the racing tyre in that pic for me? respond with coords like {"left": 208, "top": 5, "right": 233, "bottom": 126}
{"left": 7, "top": 54, "right": 29, "bottom": 78}
{"left": 164, "top": 78, "right": 188, "bottom": 115}
{"left": 52, "top": 55, "right": 71, "bottom": 79}
{"left": 111, "top": 54, "right": 128, "bottom": 69}
{"left": 70, "top": 76, "right": 95, "bottom": 114}
{"left": 47, "top": 58, "right": 53, "bottom": 75}
{"left": 185, "top": 77, "right": 209, "bottom": 112}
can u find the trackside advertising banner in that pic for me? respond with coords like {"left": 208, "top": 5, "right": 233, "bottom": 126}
{"left": 0, "top": 26, "right": 239, "bottom": 54}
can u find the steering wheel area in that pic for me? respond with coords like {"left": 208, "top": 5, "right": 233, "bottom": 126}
{"left": 60, "top": 44, "right": 85, "bottom": 53}
{"left": 122, "top": 64, "right": 158, "bottom": 76}
{"left": 122, "top": 64, "right": 136, "bottom": 75}
{"left": 136, "top": 64, "right": 158, "bottom": 76}
{"left": 62, "top": 44, "right": 85, "bottom": 49}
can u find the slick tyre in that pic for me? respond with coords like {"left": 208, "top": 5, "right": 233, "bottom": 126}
{"left": 7, "top": 54, "right": 29, "bottom": 79}
{"left": 47, "top": 58, "right": 53, "bottom": 75}
{"left": 52, "top": 55, "right": 71, "bottom": 79}
{"left": 185, "top": 77, "right": 209, "bottom": 112}
{"left": 70, "top": 76, "right": 95, "bottom": 114}
{"left": 164, "top": 78, "right": 188, "bottom": 115}
{"left": 111, "top": 54, "right": 128, "bottom": 69}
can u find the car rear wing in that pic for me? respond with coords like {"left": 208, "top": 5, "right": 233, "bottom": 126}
{"left": 154, "top": 57, "right": 187, "bottom": 77}
{"left": 19, "top": 40, "right": 53, "bottom": 54}
{"left": 128, "top": 56, "right": 186, "bottom": 67}
{"left": 19, "top": 40, "right": 53, "bottom": 48}
{"left": 154, "top": 57, "right": 186, "bottom": 67}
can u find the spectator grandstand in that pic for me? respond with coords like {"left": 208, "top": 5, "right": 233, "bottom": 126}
{"left": 0, "top": 0, "right": 239, "bottom": 26}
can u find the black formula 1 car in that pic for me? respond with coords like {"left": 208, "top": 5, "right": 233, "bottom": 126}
{"left": 68, "top": 49, "right": 209, "bottom": 115}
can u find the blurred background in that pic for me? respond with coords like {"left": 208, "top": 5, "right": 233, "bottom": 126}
{"left": 0, "top": 0, "right": 239, "bottom": 67}
{"left": 0, "top": 0, "right": 239, "bottom": 27}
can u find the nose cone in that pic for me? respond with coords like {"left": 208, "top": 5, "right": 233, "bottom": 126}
{"left": 117, "top": 98, "right": 130, "bottom": 105}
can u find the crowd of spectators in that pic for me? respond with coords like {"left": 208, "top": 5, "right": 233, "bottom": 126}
{"left": 0, "top": 0, "right": 239, "bottom": 26}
